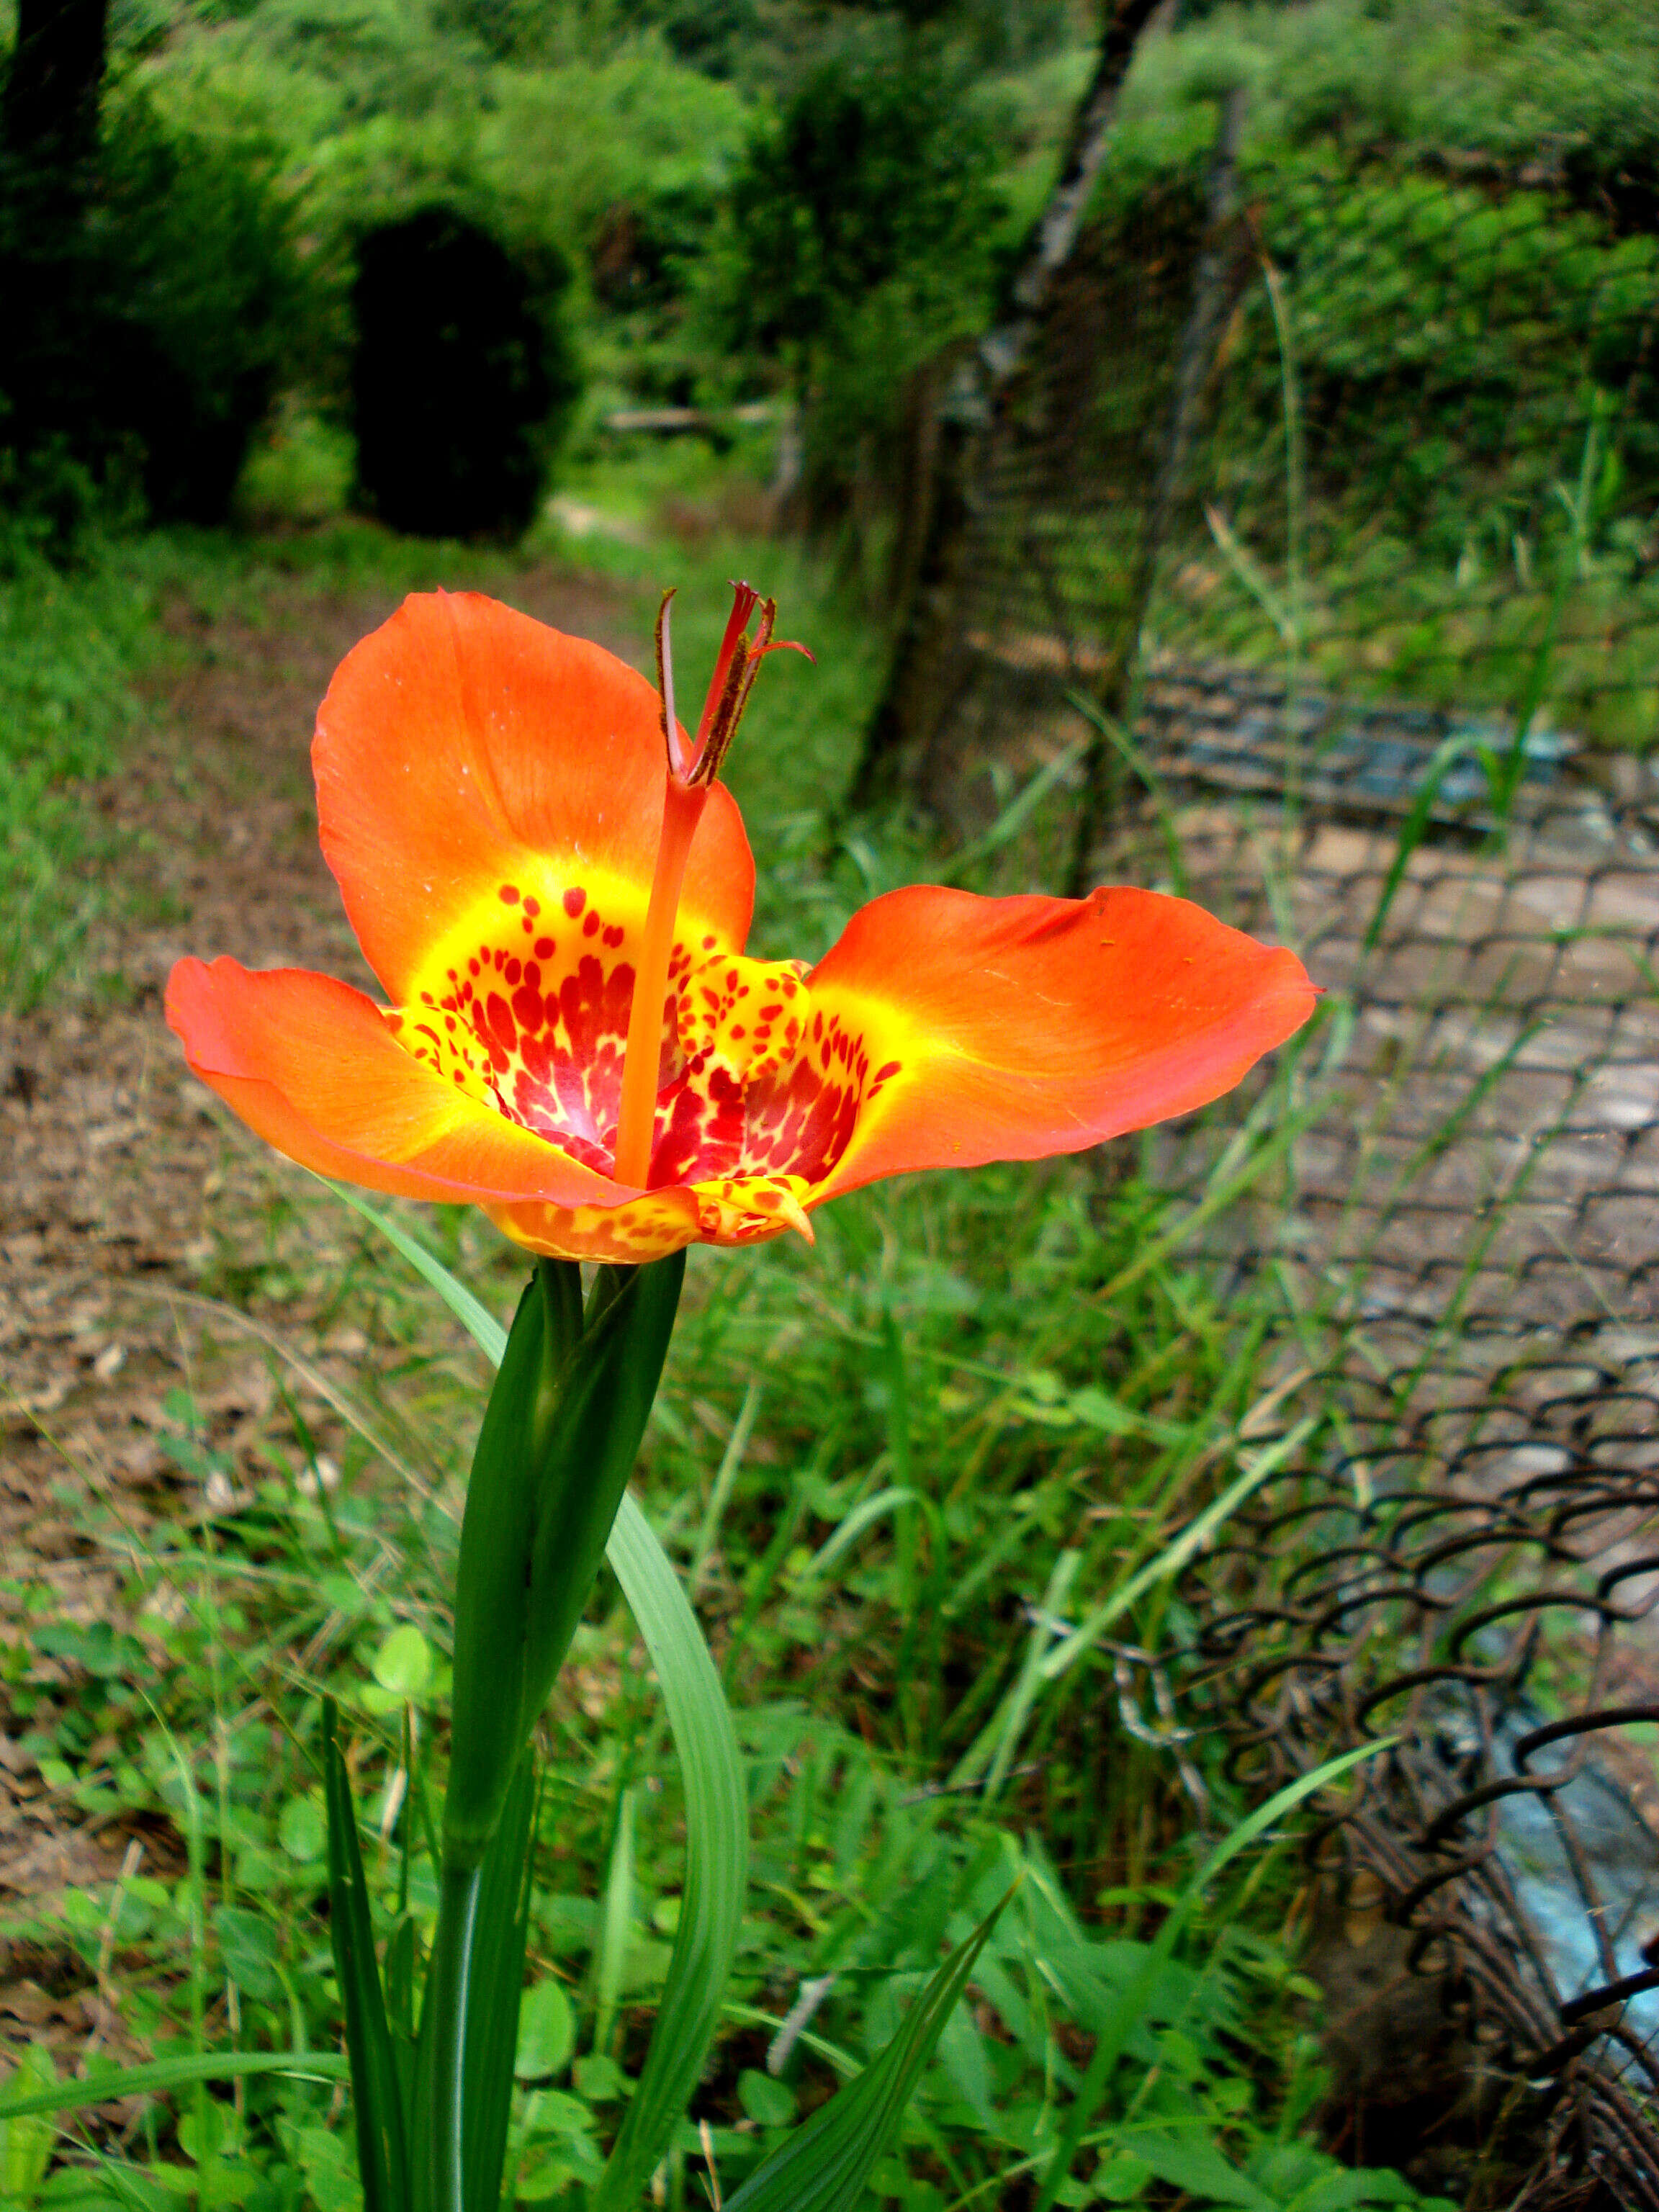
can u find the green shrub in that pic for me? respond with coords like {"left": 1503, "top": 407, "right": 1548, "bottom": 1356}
{"left": 718, "top": 30, "right": 1007, "bottom": 526}
{"left": 0, "top": 90, "right": 305, "bottom": 530}
{"left": 349, "top": 204, "right": 580, "bottom": 539}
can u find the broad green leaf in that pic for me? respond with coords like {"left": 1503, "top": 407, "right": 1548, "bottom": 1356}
{"left": 279, "top": 1794, "right": 326, "bottom": 1863}
{"left": 591, "top": 1788, "right": 636, "bottom": 2068}
{"left": 328, "top": 1198, "right": 745, "bottom": 2212}
{"left": 463, "top": 1755, "right": 539, "bottom": 2212}
{"left": 592, "top": 1495, "right": 750, "bottom": 2212}
{"left": 1131, "top": 2132, "right": 1276, "bottom": 2211}
{"left": 738, "top": 2071, "right": 796, "bottom": 2129}
{"left": 515, "top": 1983, "right": 575, "bottom": 2082}
{"left": 373, "top": 1626, "right": 433, "bottom": 1700}
{"left": 0, "top": 2046, "right": 56, "bottom": 2200}
{"left": 719, "top": 1900, "right": 1004, "bottom": 2212}
{"left": 323, "top": 1699, "right": 409, "bottom": 2212}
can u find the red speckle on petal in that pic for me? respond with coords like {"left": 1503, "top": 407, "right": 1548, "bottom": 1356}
{"left": 534, "top": 936, "right": 555, "bottom": 959}
{"left": 563, "top": 887, "right": 587, "bottom": 919}
{"left": 500, "top": 884, "right": 520, "bottom": 905}
{"left": 486, "top": 993, "right": 517, "bottom": 1051}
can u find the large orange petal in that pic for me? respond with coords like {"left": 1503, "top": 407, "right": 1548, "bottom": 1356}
{"left": 313, "top": 593, "right": 755, "bottom": 1000}
{"left": 166, "top": 957, "right": 628, "bottom": 1209}
{"left": 799, "top": 884, "right": 1316, "bottom": 1202}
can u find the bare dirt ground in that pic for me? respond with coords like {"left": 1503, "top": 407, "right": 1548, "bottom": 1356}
{"left": 0, "top": 562, "right": 639, "bottom": 2046}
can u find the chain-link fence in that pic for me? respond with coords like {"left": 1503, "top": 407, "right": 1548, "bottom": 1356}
{"left": 858, "top": 116, "right": 1659, "bottom": 2200}
{"left": 881, "top": 137, "right": 1659, "bottom": 809}
{"left": 1168, "top": 1370, "right": 1659, "bottom": 2209}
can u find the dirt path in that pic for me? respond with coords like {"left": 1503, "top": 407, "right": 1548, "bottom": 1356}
{"left": 0, "top": 562, "right": 640, "bottom": 2003}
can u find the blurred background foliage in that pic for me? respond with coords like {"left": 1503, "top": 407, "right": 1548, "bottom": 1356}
{"left": 1, "top": 0, "right": 1653, "bottom": 568}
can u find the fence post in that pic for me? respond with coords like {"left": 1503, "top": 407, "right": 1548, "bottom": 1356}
{"left": 849, "top": 0, "right": 1166, "bottom": 813}
{"left": 1066, "top": 81, "right": 1249, "bottom": 895}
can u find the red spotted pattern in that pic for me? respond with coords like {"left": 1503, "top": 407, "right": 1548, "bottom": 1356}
{"left": 396, "top": 882, "right": 904, "bottom": 1196}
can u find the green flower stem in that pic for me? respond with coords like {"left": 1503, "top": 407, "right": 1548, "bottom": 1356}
{"left": 442, "top": 1252, "right": 684, "bottom": 1867}
{"left": 426, "top": 1862, "right": 482, "bottom": 2212}
{"left": 413, "top": 1247, "right": 685, "bottom": 2212}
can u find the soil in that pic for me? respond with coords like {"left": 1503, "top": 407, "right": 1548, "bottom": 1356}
{"left": 0, "top": 560, "right": 643, "bottom": 2052}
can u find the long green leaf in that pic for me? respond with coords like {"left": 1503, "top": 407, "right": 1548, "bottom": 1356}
{"left": 1038, "top": 1419, "right": 1318, "bottom": 1684}
{"left": 331, "top": 1195, "right": 749, "bottom": 2207}
{"left": 593, "top": 1495, "right": 750, "bottom": 2212}
{"left": 721, "top": 1902, "right": 1005, "bottom": 2212}
{"left": 1362, "top": 732, "right": 1473, "bottom": 953}
{"left": 0, "top": 2051, "right": 350, "bottom": 2124}
{"left": 463, "top": 1755, "right": 539, "bottom": 2212}
{"left": 445, "top": 1252, "right": 684, "bottom": 1865}
{"left": 323, "top": 1699, "right": 410, "bottom": 2212}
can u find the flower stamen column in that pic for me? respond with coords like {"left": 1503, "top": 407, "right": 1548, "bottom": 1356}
{"left": 613, "top": 586, "right": 781, "bottom": 1189}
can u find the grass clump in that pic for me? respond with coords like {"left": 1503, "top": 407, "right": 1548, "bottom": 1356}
{"left": 2, "top": 1125, "right": 1449, "bottom": 2212}
{"left": 0, "top": 541, "right": 168, "bottom": 1010}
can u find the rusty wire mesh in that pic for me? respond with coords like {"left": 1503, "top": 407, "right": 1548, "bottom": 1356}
{"left": 881, "top": 128, "right": 1659, "bottom": 2200}
{"left": 1166, "top": 1376, "right": 1659, "bottom": 2208}
{"left": 920, "top": 150, "right": 1659, "bottom": 795}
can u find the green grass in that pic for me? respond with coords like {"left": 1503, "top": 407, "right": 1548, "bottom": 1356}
{"left": 0, "top": 541, "right": 170, "bottom": 1010}
{"left": 0, "top": 468, "right": 1455, "bottom": 2211}
{"left": 5, "top": 1122, "right": 1434, "bottom": 2212}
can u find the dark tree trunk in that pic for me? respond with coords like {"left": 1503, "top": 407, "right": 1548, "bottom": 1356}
{"left": 4, "top": 0, "right": 109, "bottom": 160}
{"left": 850, "top": 0, "right": 1166, "bottom": 811}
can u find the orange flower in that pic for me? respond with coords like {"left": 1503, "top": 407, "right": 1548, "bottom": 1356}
{"left": 166, "top": 590, "right": 1315, "bottom": 1264}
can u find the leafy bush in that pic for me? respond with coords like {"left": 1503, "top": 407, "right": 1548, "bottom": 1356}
{"left": 0, "top": 90, "right": 305, "bottom": 530}
{"left": 717, "top": 30, "right": 1007, "bottom": 531}
{"left": 725, "top": 35, "right": 1002, "bottom": 376}
{"left": 101, "top": 94, "right": 307, "bottom": 522}
{"left": 349, "top": 204, "right": 580, "bottom": 539}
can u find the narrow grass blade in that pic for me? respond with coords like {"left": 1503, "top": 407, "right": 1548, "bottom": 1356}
{"left": 689, "top": 1377, "right": 763, "bottom": 1593}
{"left": 1204, "top": 503, "right": 1296, "bottom": 647}
{"left": 1030, "top": 1743, "right": 1392, "bottom": 2212}
{"left": 1038, "top": 1418, "right": 1318, "bottom": 1683}
{"left": 1362, "top": 732, "right": 1473, "bottom": 953}
{"left": 982, "top": 1550, "right": 1082, "bottom": 1800}
{"left": 463, "top": 1754, "right": 539, "bottom": 2212}
{"left": 941, "top": 732, "right": 1090, "bottom": 885}
{"left": 594, "top": 1496, "right": 750, "bottom": 2212}
{"left": 325, "top": 1184, "right": 508, "bottom": 1367}
{"left": 1062, "top": 690, "right": 1188, "bottom": 896}
{"left": 0, "top": 2051, "right": 350, "bottom": 2123}
{"left": 721, "top": 1901, "right": 1004, "bottom": 2212}
{"left": 950, "top": 1421, "right": 1315, "bottom": 1791}
{"left": 593, "top": 1786, "right": 637, "bottom": 2066}
{"left": 323, "top": 1699, "right": 410, "bottom": 2212}
{"left": 795, "top": 1487, "right": 926, "bottom": 1587}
